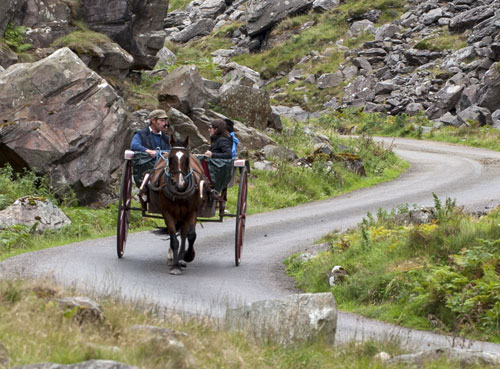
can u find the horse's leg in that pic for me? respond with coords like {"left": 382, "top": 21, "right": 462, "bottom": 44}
{"left": 163, "top": 215, "right": 183, "bottom": 275}
{"left": 184, "top": 213, "right": 197, "bottom": 263}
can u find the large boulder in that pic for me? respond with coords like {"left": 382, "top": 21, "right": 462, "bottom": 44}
{"left": 0, "top": 48, "right": 129, "bottom": 205}
{"left": 225, "top": 293, "right": 338, "bottom": 346}
{"left": 77, "top": 40, "right": 134, "bottom": 81}
{"left": 0, "top": 0, "right": 20, "bottom": 36}
{"left": 167, "top": 108, "right": 209, "bottom": 152}
{"left": 219, "top": 85, "right": 273, "bottom": 131}
{"left": 476, "top": 66, "right": 500, "bottom": 113}
{"left": 219, "top": 62, "right": 263, "bottom": 93}
{"left": 170, "top": 19, "right": 215, "bottom": 43}
{"left": 448, "top": 5, "right": 496, "bottom": 33}
{"left": 79, "top": 0, "right": 167, "bottom": 69}
{"left": 0, "top": 43, "right": 18, "bottom": 68}
{"left": 245, "top": 0, "right": 314, "bottom": 37}
{"left": 12, "top": 0, "right": 73, "bottom": 48}
{"left": 0, "top": 196, "right": 71, "bottom": 232}
{"left": 387, "top": 348, "right": 500, "bottom": 367}
{"left": 153, "top": 65, "right": 209, "bottom": 115}
{"left": 426, "top": 74, "right": 467, "bottom": 119}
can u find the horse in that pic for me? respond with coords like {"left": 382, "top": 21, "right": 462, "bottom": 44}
{"left": 149, "top": 136, "right": 207, "bottom": 275}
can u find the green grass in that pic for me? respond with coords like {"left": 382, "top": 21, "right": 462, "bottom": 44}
{"left": 414, "top": 27, "right": 468, "bottom": 52}
{"left": 285, "top": 198, "right": 500, "bottom": 342}
{"left": 2, "top": 22, "right": 32, "bottom": 53}
{"left": 51, "top": 22, "right": 114, "bottom": 56}
{"left": 168, "top": 0, "right": 192, "bottom": 11}
{"left": 322, "top": 109, "right": 500, "bottom": 152}
{"left": 0, "top": 278, "right": 487, "bottom": 369}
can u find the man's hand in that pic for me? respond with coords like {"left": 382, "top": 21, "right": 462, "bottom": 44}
{"left": 204, "top": 150, "right": 213, "bottom": 158}
{"left": 146, "top": 149, "right": 156, "bottom": 158}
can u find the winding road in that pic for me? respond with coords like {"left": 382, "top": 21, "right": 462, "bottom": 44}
{"left": 2, "top": 137, "right": 500, "bottom": 352}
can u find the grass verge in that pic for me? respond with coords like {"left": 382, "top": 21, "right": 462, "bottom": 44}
{"left": 0, "top": 278, "right": 485, "bottom": 369}
{"left": 285, "top": 196, "right": 500, "bottom": 343}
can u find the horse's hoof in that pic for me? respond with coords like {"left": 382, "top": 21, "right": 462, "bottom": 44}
{"left": 184, "top": 249, "right": 195, "bottom": 263}
{"left": 169, "top": 267, "right": 183, "bottom": 275}
{"left": 179, "top": 260, "right": 187, "bottom": 268}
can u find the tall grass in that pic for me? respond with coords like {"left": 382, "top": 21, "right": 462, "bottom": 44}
{"left": 0, "top": 278, "right": 480, "bottom": 369}
{"left": 286, "top": 199, "right": 500, "bottom": 342}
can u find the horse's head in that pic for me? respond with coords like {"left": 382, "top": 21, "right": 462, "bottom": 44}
{"left": 168, "top": 136, "right": 191, "bottom": 191}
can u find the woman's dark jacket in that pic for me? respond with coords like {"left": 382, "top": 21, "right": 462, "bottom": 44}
{"left": 210, "top": 135, "right": 233, "bottom": 159}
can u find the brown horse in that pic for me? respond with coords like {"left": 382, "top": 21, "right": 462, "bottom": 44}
{"left": 149, "top": 136, "right": 207, "bottom": 275}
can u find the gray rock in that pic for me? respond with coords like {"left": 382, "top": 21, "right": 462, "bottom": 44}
{"left": 456, "top": 105, "right": 492, "bottom": 126}
{"left": 0, "top": 48, "right": 129, "bottom": 205}
{"left": 262, "top": 145, "right": 298, "bottom": 161}
{"left": 245, "top": 0, "right": 315, "bottom": 37}
{"left": 312, "top": 0, "right": 339, "bottom": 12}
{"left": 404, "top": 49, "right": 442, "bottom": 66}
{"left": 219, "top": 85, "right": 272, "bottom": 130}
{"left": 252, "top": 160, "right": 276, "bottom": 171}
{"left": 395, "top": 207, "right": 436, "bottom": 226}
{"left": 0, "top": 196, "right": 71, "bottom": 232}
{"left": 156, "top": 46, "right": 177, "bottom": 66}
{"left": 199, "top": 0, "right": 227, "bottom": 18}
{"left": 426, "top": 74, "right": 466, "bottom": 119}
{"left": 422, "top": 8, "right": 443, "bottom": 26}
{"left": 0, "top": 0, "right": 19, "bottom": 36}
{"left": 374, "top": 81, "right": 397, "bottom": 95}
{"left": 449, "top": 5, "right": 496, "bottom": 32}
{"left": 220, "top": 62, "right": 263, "bottom": 92}
{"left": 317, "top": 71, "right": 343, "bottom": 89}
{"left": 374, "top": 23, "right": 401, "bottom": 41}
{"left": 342, "top": 75, "right": 376, "bottom": 106}
{"left": 168, "top": 108, "right": 209, "bottom": 152}
{"left": 405, "top": 102, "right": 424, "bottom": 116}
{"left": 476, "top": 65, "right": 500, "bottom": 113}
{"left": 12, "top": 0, "right": 72, "bottom": 48}
{"left": 387, "top": 348, "right": 500, "bottom": 367}
{"left": 56, "top": 297, "right": 104, "bottom": 322}
{"left": 153, "top": 65, "right": 209, "bottom": 115}
{"left": 313, "top": 142, "right": 333, "bottom": 156}
{"left": 80, "top": 0, "right": 167, "bottom": 69}
{"left": 492, "top": 109, "right": 500, "bottom": 130}
{"left": 0, "top": 38, "right": 19, "bottom": 68}
{"left": 171, "top": 18, "right": 215, "bottom": 43}
{"left": 352, "top": 57, "right": 372, "bottom": 72}
{"left": 348, "top": 19, "right": 375, "bottom": 38}
{"left": 80, "top": 40, "right": 134, "bottom": 81}
{"left": 225, "top": 293, "right": 337, "bottom": 346}
{"left": 272, "top": 105, "right": 311, "bottom": 122}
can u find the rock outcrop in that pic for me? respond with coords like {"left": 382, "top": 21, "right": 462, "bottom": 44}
{"left": 0, "top": 196, "right": 71, "bottom": 232}
{"left": 225, "top": 293, "right": 338, "bottom": 346}
{"left": 0, "top": 48, "right": 129, "bottom": 205}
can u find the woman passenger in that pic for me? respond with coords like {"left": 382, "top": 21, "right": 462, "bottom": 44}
{"left": 204, "top": 119, "right": 233, "bottom": 159}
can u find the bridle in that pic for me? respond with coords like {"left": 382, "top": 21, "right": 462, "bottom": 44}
{"left": 158, "top": 146, "right": 196, "bottom": 200}
{"left": 158, "top": 148, "right": 193, "bottom": 181}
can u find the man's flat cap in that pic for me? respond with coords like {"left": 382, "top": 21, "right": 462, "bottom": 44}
{"left": 149, "top": 109, "right": 168, "bottom": 119}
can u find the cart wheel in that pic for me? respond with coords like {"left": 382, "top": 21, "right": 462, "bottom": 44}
{"left": 117, "top": 160, "right": 132, "bottom": 258}
{"left": 235, "top": 166, "right": 248, "bottom": 266}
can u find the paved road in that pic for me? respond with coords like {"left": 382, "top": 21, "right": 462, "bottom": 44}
{"left": 2, "top": 137, "right": 500, "bottom": 351}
